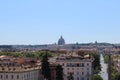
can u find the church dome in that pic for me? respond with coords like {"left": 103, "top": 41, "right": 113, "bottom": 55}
{"left": 58, "top": 36, "right": 65, "bottom": 45}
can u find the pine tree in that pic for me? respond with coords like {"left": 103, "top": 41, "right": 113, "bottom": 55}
{"left": 41, "top": 52, "right": 51, "bottom": 80}
{"left": 56, "top": 65, "right": 64, "bottom": 80}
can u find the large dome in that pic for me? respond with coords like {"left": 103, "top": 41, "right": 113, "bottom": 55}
{"left": 58, "top": 36, "right": 65, "bottom": 45}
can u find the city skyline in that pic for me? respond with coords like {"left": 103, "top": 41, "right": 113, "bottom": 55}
{"left": 0, "top": 0, "right": 120, "bottom": 44}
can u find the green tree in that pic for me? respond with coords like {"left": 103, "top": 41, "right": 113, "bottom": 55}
{"left": 67, "top": 73, "right": 74, "bottom": 80}
{"left": 39, "top": 51, "right": 53, "bottom": 57}
{"left": 92, "top": 74, "right": 103, "bottom": 80}
{"left": 115, "top": 72, "right": 120, "bottom": 80}
{"left": 92, "top": 53, "right": 101, "bottom": 73}
{"left": 104, "top": 55, "right": 109, "bottom": 63}
{"left": 41, "top": 52, "right": 51, "bottom": 80}
{"left": 56, "top": 65, "right": 64, "bottom": 80}
{"left": 111, "top": 73, "right": 115, "bottom": 80}
{"left": 24, "top": 52, "right": 35, "bottom": 57}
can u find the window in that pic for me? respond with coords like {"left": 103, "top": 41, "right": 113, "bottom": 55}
{"left": 6, "top": 75, "right": 8, "bottom": 79}
{"left": 0, "top": 75, "right": 3, "bottom": 79}
{"left": 68, "top": 68, "right": 69, "bottom": 70}
{"left": 11, "top": 75, "right": 13, "bottom": 79}
{"left": 81, "top": 63, "right": 84, "bottom": 67}
{"left": 87, "top": 68, "right": 89, "bottom": 70}
{"left": 72, "top": 72, "right": 74, "bottom": 75}
{"left": 87, "top": 72, "right": 90, "bottom": 75}
{"left": 67, "top": 72, "right": 69, "bottom": 75}
{"left": 29, "top": 73, "right": 30, "bottom": 78}
{"left": 81, "top": 77, "right": 84, "bottom": 80}
{"left": 27, "top": 74, "right": 29, "bottom": 78}
{"left": 67, "top": 63, "right": 69, "bottom": 67}
{"left": 62, "top": 63, "right": 64, "bottom": 66}
{"left": 21, "top": 76, "right": 23, "bottom": 79}
{"left": 87, "top": 63, "right": 89, "bottom": 66}
{"left": 17, "top": 75, "right": 19, "bottom": 79}
{"left": 87, "top": 78, "right": 89, "bottom": 80}
{"left": 24, "top": 75, "right": 26, "bottom": 78}
{"left": 72, "top": 63, "right": 74, "bottom": 67}
{"left": 70, "top": 63, "right": 72, "bottom": 67}
{"left": 82, "top": 72, "right": 84, "bottom": 75}
{"left": 77, "top": 63, "right": 79, "bottom": 67}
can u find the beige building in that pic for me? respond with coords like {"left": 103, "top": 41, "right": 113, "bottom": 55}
{"left": 0, "top": 67, "right": 41, "bottom": 80}
{"left": 0, "top": 55, "right": 43, "bottom": 80}
{"left": 55, "top": 50, "right": 93, "bottom": 80}
{"left": 112, "top": 54, "right": 120, "bottom": 72}
{"left": 116, "top": 59, "right": 120, "bottom": 72}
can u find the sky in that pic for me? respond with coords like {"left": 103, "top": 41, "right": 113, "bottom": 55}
{"left": 0, "top": 0, "right": 120, "bottom": 45}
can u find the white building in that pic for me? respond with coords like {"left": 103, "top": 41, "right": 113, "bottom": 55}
{"left": 116, "top": 59, "right": 120, "bottom": 72}
{"left": 56, "top": 50, "right": 93, "bottom": 80}
{"left": 0, "top": 67, "right": 41, "bottom": 80}
{"left": 0, "top": 55, "right": 43, "bottom": 80}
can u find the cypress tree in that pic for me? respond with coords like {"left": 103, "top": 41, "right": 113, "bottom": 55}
{"left": 56, "top": 65, "right": 64, "bottom": 80}
{"left": 41, "top": 52, "right": 51, "bottom": 80}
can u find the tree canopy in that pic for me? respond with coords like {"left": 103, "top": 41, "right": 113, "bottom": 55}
{"left": 41, "top": 52, "right": 51, "bottom": 80}
{"left": 56, "top": 65, "right": 64, "bottom": 80}
{"left": 0, "top": 50, "right": 54, "bottom": 59}
{"left": 115, "top": 72, "right": 120, "bottom": 80}
{"left": 91, "top": 53, "right": 101, "bottom": 74}
{"left": 92, "top": 74, "right": 103, "bottom": 80}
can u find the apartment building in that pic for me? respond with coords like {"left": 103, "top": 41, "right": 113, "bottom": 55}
{"left": 55, "top": 50, "right": 93, "bottom": 80}
{"left": 0, "top": 55, "right": 43, "bottom": 80}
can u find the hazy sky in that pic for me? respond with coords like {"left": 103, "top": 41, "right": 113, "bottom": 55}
{"left": 0, "top": 0, "right": 120, "bottom": 44}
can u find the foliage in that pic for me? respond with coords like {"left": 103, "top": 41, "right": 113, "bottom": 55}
{"left": 67, "top": 72, "right": 74, "bottom": 80}
{"left": 56, "top": 65, "right": 64, "bottom": 80}
{"left": 92, "top": 74, "right": 103, "bottom": 80}
{"left": 0, "top": 52, "right": 23, "bottom": 57}
{"left": 85, "top": 51, "right": 101, "bottom": 74}
{"left": 103, "top": 55, "right": 109, "bottom": 63}
{"left": 115, "top": 72, "right": 120, "bottom": 80}
{"left": 111, "top": 73, "right": 115, "bottom": 80}
{"left": 92, "top": 53, "right": 101, "bottom": 74}
{"left": 0, "top": 50, "right": 55, "bottom": 59}
{"left": 41, "top": 52, "right": 51, "bottom": 80}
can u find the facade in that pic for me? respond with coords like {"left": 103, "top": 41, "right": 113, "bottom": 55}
{"left": 49, "top": 63, "right": 57, "bottom": 80}
{"left": 0, "top": 55, "right": 43, "bottom": 80}
{"left": 114, "top": 58, "right": 120, "bottom": 72}
{"left": 0, "top": 68, "right": 41, "bottom": 80}
{"left": 112, "top": 54, "right": 120, "bottom": 72}
{"left": 55, "top": 50, "right": 93, "bottom": 80}
{"left": 116, "top": 59, "right": 120, "bottom": 72}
